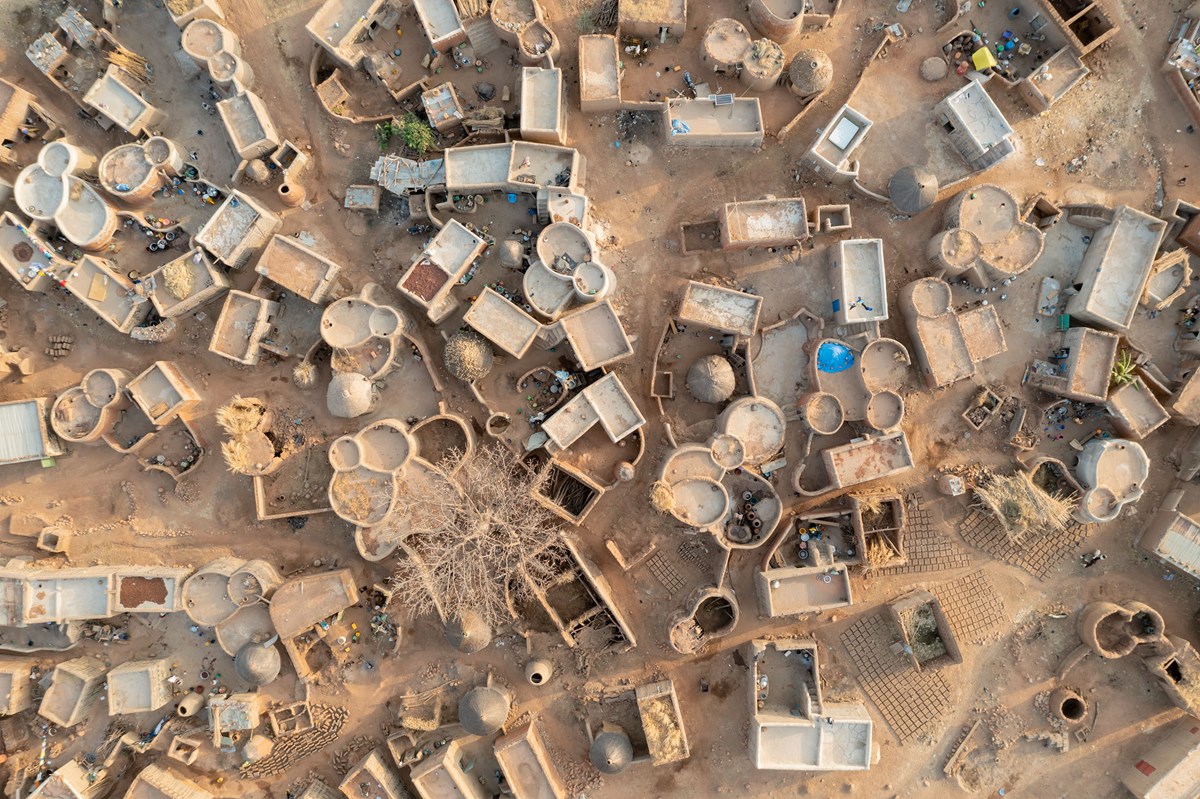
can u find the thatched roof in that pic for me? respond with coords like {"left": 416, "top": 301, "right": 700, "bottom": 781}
{"left": 889, "top": 166, "right": 938, "bottom": 214}
{"left": 327, "top": 372, "right": 375, "bottom": 418}
{"left": 458, "top": 686, "right": 510, "bottom": 736}
{"left": 444, "top": 331, "right": 495, "bottom": 383}
{"left": 445, "top": 611, "right": 492, "bottom": 654}
{"left": 215, "top": 395, "right": 267, "bottom": 436}
{"left": 687, "top": 355, "right": 735, "bottom": 403}
{"left": 590, "top": 727, "right": 633, "bottom": 773}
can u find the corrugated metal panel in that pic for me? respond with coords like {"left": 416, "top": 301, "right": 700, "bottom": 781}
{"left": 1159, "top": 526, "right": 1200, "bottom": 579}
{"left": 0, "top": 400, "right": 45, "bottom": 465}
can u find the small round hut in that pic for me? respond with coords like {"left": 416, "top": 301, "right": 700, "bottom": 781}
{"left": 687, "top": 355, "right": 736, "bottom": 404}
{"left": 788, "top": 49, "right": 833, "bottom": 98}
{"left": 444, "top": 331, "right": 495, "bottom": 383}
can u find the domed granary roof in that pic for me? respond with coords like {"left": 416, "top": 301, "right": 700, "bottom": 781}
{"left": 458, "top": 685, "right": 511, "bottom": 736}
{"left": 243, "top": 735, "right": 274, "bottom": 762}
{"left": 590, "top": 726, "right": 633, "bottom": 773}
{"left": 445, "top": 611, "right": 492, "bottom": 654}
{"left": 327, "top": 372, "right": 375, "bottom": 418}
{"left": 234, "top": 641, "right": 281, "bottom": 686}
{"left": 789, "top": 49, "right": 832, "bottom": 96}
{"left": 687, "top": 355, "right": 736, "bottom": 404}
{"left": 444, "top": 331, "right": 495, "bottom": 383}
{"left": 889, "top": 166, "right": 939, "bottom": 214}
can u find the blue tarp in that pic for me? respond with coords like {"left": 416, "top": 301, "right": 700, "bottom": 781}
{"left": 817, "top": 341, "right": 854, "bottom": 373}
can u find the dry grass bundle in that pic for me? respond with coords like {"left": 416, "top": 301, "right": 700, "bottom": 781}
{"left": 217, "top": 397, "right": 277, "bottom": 475}
{"left": 224, "top": 431, "right": 276, "bottom": 475}
{"left": 639, "top": 695, "right": 688, "bottom": 762}
{"left": 650, "top": 481, "right": 675, "bottom": 513}
{"left": 221, "top": 438, "right": 254, "bottom": 475}
{"left": 161, "top": 260, "right": 195, "bottom": 300}
{"left": 855, "top": 493, "right": 886, "bottom": 517}
{"left": 215, "top": 396, "right": 266, "bottom": 437}
{"left": 291, "top": 361, "right": 317, "bottom": 390}
{"left": 105, "top": 46, "right": 151, "bottom": 83}
{"left": 331, "top": 470, "right": 389, "bottom": 523}
{"left": 973, "top": 470, "right": 1075, "bottom": 543}
{"left": 862, "top": 536, "right": 897, "bottom": 576}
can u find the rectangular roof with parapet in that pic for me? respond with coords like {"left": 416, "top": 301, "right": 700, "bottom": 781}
{"left": 939, "top": 81, "right": 1013, "bottom": 148}
{"left": 678, "top": 280, "right": 762, "bottom": 338}
{"left": 1065, "top": 205, "right": 1167, "bottom": 331}
{"left": 443, "top": 142, "right": 582, "bottom": 194}
{"left": 560, "top": 300, "right": 634, "bottom": 371}
{"left": 398, "top": 220, "right": 485, "bottom": 321}
{"left": 218, "top": 90, "right": 280, "bottom": 160}
{"left": 0, "top": 78, "right": 33, "bottom": 147}
{"left": 413, "top": 0, "right": 465, "bottom": 50}
{"left": 720, "top": 198, "right": 808, "bottom": 249}
{"left": 255, "top": 234, "right": 342, "bottom": 303}
{"left": 306, "top": 0, "right": 388, "bottom": 67}
{"left": 520, "top": 67, "right": 565, "bottom": 144}
{"left": 63, "top": 255, "right": 149, "bottom": 334}
{"left": 579, "top": 35, "right": 621, "bottom": 111}
{"left": 465, "top": 287, "right": 542, "bottom": 358}
{"left": 542, "top": 373, "right": 645, "bottom": 450}
{"left": 619, "top": 0, "right": 686, "bottom": 35}
{"left": 195, "top": 191, "right": 281, "bottom": 268}
{"left": 83, "top": 66, "right": 163, "bottom": 136}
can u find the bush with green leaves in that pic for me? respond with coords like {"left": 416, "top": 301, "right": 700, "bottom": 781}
{"left": 374, "top": 121, "right": 397, "bottom": 151}
{"left": 375, "top": 113, "right": 435, "bottom": 154}
{"left": 1110, "top": 350, "right": 1138, "bottom": 389}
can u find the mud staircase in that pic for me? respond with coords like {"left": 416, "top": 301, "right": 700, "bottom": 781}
{"left": 1066, "top": 205, "right": 1115, "bottom": 226}
{"left": 800, "top": 683, "right": 819, "bottom": 720}
{"left": 466, "top": 17, "right": 502, "bottom": 55}
{"left": 968, "top": 139, "right": 1016, "bottom": 172}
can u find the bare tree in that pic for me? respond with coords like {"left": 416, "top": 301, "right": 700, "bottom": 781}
{"left": 389, "top": 445, "right": 565, "bottom": 630}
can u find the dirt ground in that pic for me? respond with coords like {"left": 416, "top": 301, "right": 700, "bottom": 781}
{"left": 2, "top": 0, "right": 1200, "bottom": 797}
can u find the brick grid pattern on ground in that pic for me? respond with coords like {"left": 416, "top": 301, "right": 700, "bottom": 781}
{"left": 932, "top": 569, "right": 1007, "bottom": 645}
{"left": 959, "top": 509, "right": 1091, "bottom": 579}
{"left": 646, "top": 551, "right": 686, "bottom": 594}
{"left": 677, "top": 537, "right": 713, "bottom": 567}
{"left": 879, "top": 501, "right": 972, "bottom": 576}
{"left": 841, "top": 610, "right": 951, "bottom": 743}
